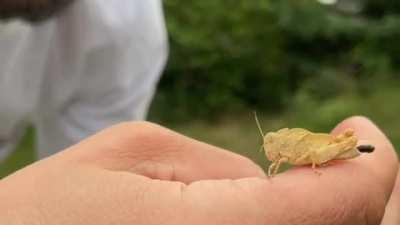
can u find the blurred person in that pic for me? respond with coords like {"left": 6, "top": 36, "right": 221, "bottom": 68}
{"left": 0, "top": 117, "right": 399, "bottom": 225}
{"left": 0, "top": 0, "right": 168, "bottom": 160}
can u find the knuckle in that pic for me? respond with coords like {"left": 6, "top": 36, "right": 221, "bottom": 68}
{"left": 343, "top": 115, "right": 371, "bottom": 125}
{"left": 107, "top": 121, "right": 184, "bottom": 156}
{"left": 345, "top": 116, "right": 372, "bottom": 124}
{"left": 336, "top": 116, "right": 372, "bottom": 130}
{"left": 113, "top": 121, "right": 160, "bottom": 133}
{"left": 107, "top": 121, "right": 168, "bottom": 142}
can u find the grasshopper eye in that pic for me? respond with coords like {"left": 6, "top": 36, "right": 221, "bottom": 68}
{"left": 357, "top": 145, "right": 375, "bottom": 153}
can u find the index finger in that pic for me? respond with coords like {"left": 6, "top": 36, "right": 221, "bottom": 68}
{"left": 180, "top": 116, "right": 399, "bottom": 225}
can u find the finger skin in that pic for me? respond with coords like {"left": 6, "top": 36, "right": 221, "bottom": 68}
{"left": 0, "top": 167, "right": 185, "bottom": 225}
{"left": 61, "top": 121, "right": 265, "bottom": 182}
{"left": 381, "top": 169, "right": 400, "bottom": 225}
{"left": 332, "top": 116, "right": 399, "bottom": 198}
{"left": 176, "top": 116, "right": 399, "bottom": 225}
{"left": 0, "top": 117, "right": 398, "bottom": 225}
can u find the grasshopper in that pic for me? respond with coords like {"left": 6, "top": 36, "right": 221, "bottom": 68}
{"left": 254, "top": 114, "right": 374, "bottom": 177}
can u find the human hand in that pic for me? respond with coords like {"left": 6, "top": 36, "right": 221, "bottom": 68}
{"left": 381, "top": 170, "right": 400, "bottom": 225}
{"left": 0, "top": 117, "right": 398, "bottom": 225}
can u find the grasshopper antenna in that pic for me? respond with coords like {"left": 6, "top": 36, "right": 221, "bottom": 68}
{"left": 254, "top": 111, "right": 265, "bottom": 138}
{"left": 254, "top": 111, "right": 265, "bottom": 153}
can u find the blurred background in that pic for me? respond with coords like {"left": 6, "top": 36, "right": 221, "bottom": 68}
{"left": 1, "top": 0, "right": 400, "bottom": 177}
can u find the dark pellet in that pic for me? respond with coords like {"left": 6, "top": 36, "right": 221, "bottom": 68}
{"left": 357, "top": 145, "right": 375, "bottom": 153}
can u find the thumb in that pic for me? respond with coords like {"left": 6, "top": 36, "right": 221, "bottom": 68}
{"left": 60, "top": 121, "right": 265, "bottom": 183}
{"left": 381, "top": 169, "right": 400, "bottom": 225}
{"left": 175, "top": 116, "right": 399, "bottom": 225}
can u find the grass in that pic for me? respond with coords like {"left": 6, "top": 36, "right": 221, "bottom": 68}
{"left": 0, "top": 128, "right": 36, "bottom": 178}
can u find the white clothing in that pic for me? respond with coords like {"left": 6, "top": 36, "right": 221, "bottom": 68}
{"left": 0, "top": 0, "right": 168, "bottom": 160}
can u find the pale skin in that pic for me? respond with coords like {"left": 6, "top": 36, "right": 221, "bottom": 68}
{"left": 381, "top": 172, "right": 400, "bottom": 225}
{"left": 0, "top": 117, "right": 399, "bottom": 225}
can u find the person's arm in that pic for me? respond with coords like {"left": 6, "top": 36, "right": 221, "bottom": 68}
{"left": 0, "top": 117, "right": 398, "bottom": 225}
{"left": 34, "top": 0, "right": 168, "bottom": 157}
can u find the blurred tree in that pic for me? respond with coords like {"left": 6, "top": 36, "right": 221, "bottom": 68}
{"left": 151, "top": 0, "right": 400, "bottom": 122}
{"left": 362, "top": 0, "right": 400, "bottom": 18}
{"left": 155, "top": 0, "right": 292, "bottom": 121}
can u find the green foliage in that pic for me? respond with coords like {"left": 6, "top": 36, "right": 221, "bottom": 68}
{"left": 151, "top": 0, "right": 400, "bottom": 122}
{"left": 300, "top": 70, "right": 356, "bottom": 101}
{"left": 0, "top": 128, "right": 36, "bottom": 178}
{"left": 362, "top": 0, "right": 400, "bottom": 18}
{"left": 4, "top": 0, "right": 400, "bottom": 178}
{"left": 154, "top": 0, "right": 292, "bottom": 121}
{"left": 286, "top": 79, "right": 400, "bottom": 149}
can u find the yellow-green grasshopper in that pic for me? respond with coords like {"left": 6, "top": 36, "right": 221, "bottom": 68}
{"left": 254, "top": 114, "right": 374, "bottom": 177}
